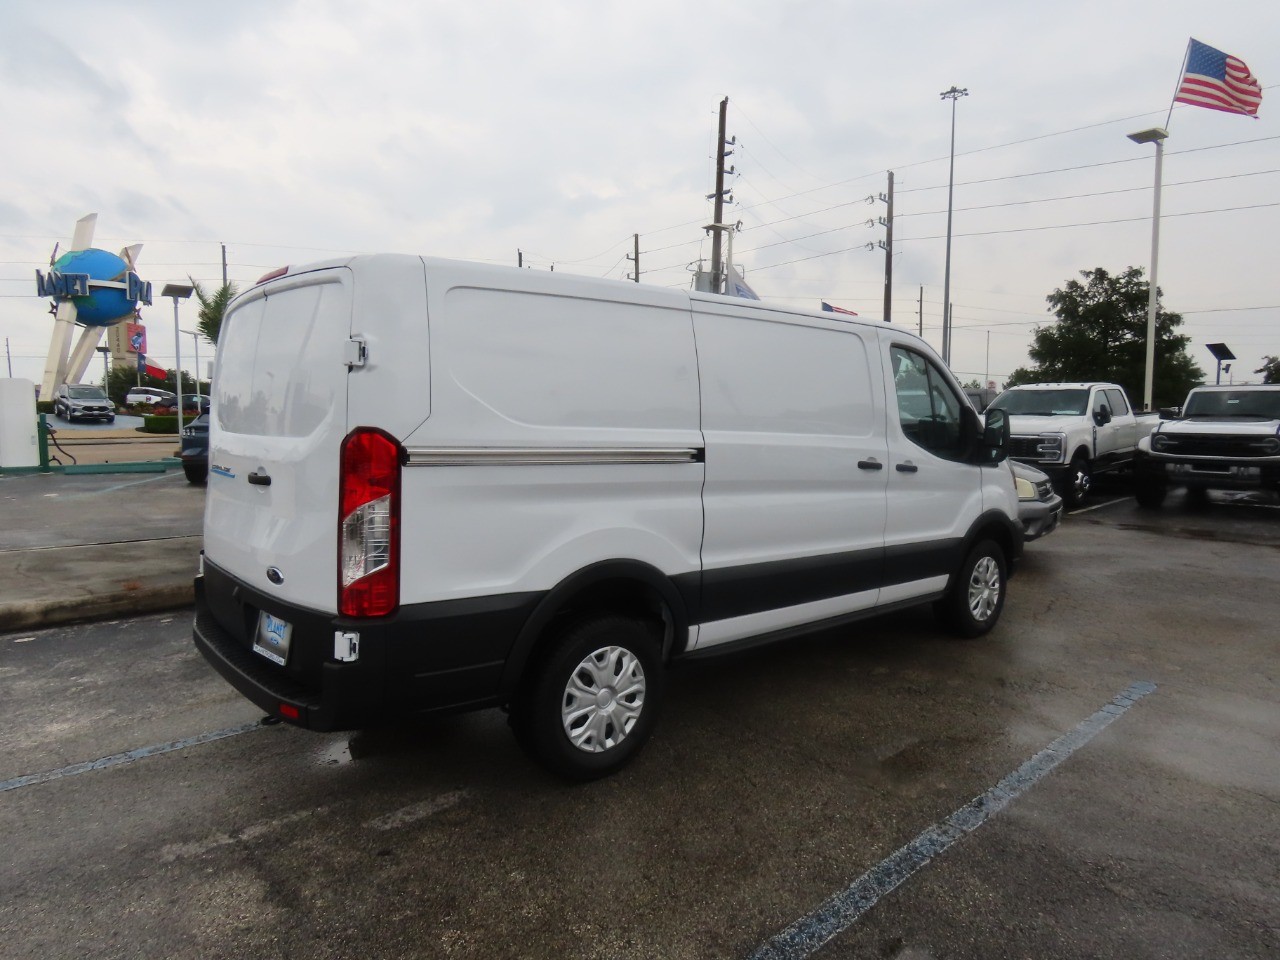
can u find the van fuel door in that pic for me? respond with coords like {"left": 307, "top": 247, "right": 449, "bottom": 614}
{"left": 344, "top": 337, "right": 367, "bottom": 369}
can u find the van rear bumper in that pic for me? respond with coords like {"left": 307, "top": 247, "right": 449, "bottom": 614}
{"left": 193, "top": 560, "right": 541, "bottom": 730}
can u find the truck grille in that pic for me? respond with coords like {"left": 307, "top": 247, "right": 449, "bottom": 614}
{"left": 1155, "top": 434, "right": 1277, "bottom": 458}
{"left": 1009, "top": 436, "right": 1060, "bottom": 461}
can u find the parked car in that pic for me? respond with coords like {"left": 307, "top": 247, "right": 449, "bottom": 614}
{"left": 990, "top": 382, "right": 1158, "bottom": 508}
{"left": 154, "top": 394, "right": 210, "bottom": 417}
{"left": 193, "top": 253, "right": 1022, "bottom": 781}
{"left": 126, "top": 387, "right": 176, "bottom": 406}
{"left": 53, "top": 383, "right": 115, "bottom": 423}
{"left": 1135, "top": 384, "right": 1280, "bottom": 508}
{"left": 1011, "top": 460, "right": 1063, "bottom": 541}
{"left": 179, "top": 413, "right": 209, "bottom": 484}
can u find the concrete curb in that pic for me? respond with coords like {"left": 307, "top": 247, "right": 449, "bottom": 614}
{"left": 0, "top": 584, "right": 195, "bottom": 633}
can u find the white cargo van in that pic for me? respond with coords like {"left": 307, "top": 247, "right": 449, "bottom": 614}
{"left": 193, "top": 255, "right": 1021, "bottom": 779}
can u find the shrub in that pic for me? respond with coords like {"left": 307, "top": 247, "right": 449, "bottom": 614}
{"left": 141, "top": 415, "right": 181, "bottom": 434}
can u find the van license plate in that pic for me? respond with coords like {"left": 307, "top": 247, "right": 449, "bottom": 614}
{"left": 253, "top": 612, "right": 292, "bottom": 666}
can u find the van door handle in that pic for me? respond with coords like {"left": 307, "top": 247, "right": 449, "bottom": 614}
{"left": 896, "top": 462, "right": 919, "bottom": 473}
{"left": 247, "top": 470, "right": 272, "bottom": 486}
{"left": 857, "top": 458, "right": 883, "bottom": 471}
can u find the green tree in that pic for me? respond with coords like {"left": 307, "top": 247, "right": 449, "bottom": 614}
{"left": 191, "top": 278, "right": 239, "bottom": 345}
{"left": 1006, "top": 267, "right": 1203, "bottom": 407}
{"left": 1255, "top": 356, "right": 1280, "bottom": 384}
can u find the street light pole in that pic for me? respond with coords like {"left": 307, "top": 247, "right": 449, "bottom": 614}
{"left": 940, "top": 86, "right": 968, "bottom": 366}
{"left": 161, "top": 283, "right": 194, "bottom": 432}
{"left": 180, "top": 330, "right": 203, "bottom": 398}
{"left": 1127, "top": 127, "right": 1169, "bottom": 411}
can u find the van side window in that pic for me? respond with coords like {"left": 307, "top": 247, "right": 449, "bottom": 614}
{"left": 890, "top": 346, "right": 965, "bottom": 460}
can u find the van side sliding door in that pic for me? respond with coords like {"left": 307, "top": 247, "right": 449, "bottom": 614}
{"left": 692, "top": 308, "right": 889, "bottom": 649}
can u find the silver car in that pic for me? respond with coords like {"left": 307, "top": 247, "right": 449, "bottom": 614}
{"left": 1012, "top": 460, "right": 1063, "bottom": 542}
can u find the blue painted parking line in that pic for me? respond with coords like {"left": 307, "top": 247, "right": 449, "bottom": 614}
{"left": 749, "top": 681, "right": 1157, "bottom": 959}
{"left": 0, "top": 719, "right": 266, "bottom": 794}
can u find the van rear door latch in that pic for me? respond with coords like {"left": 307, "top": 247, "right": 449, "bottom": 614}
{"left": 345, "top": 337, "right": 368, "bottom": 368}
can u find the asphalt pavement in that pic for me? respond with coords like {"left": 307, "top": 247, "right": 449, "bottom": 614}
{"left": 0, "top": 456, "right": 203, "bottom": 632}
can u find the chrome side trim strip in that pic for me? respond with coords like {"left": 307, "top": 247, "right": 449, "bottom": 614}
{"left": 405, "top": 446, "right": 704, "bottom": 467}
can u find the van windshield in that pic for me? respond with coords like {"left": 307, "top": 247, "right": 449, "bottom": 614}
{"left": 1183, "top": 389, "right": 1280, "bottom": 419}
{"left": 990, "top": 388, "right": 1088, "bottom": 416}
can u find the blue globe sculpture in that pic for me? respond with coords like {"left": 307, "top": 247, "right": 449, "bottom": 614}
{"left": 52, "top": 247, "right": 138, "bottom": 327}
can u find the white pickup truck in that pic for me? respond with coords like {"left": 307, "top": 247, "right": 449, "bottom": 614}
{"left": 1134, "top": 384, "right": 1280, "bottom": 508}
{"left": 988, "top": 382, "right": 1158, "bottom": 507}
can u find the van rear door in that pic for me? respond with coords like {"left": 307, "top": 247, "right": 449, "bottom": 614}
{"left": 204, "top": 266, "right": 353, "bottom": 613}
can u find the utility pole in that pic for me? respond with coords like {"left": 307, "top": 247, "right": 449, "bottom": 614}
{"left": 626, "top": 233, "right": 640, "bottom": 282}
{"left": 221, "top": 243, "right": 228, "bottom": 287}
{"left": 706, "top": 97, "right": 735, "bottom": 293}
{"left": 918, "top": 286, "right": 923, "bottom": 337}
{"left": 517, "top": 249, "right": 523, "bottom": 268}
{"left": 880, "top": 171, "right": 894, "bottom": 323}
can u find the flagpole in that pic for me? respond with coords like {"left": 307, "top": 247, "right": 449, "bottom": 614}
{"left": 1165, "top": 38, "right": 1193, "bottom": 129}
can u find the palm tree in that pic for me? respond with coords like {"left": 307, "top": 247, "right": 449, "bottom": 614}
{"left": 190, "top": 278, "right": 239, "bottom": 345}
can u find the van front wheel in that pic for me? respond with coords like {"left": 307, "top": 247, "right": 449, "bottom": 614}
{"left": 511, "top": 614, "right": 664, "bottom": 781}
{"left": 935, "top": 539, "right": 1006, "bottom": 638}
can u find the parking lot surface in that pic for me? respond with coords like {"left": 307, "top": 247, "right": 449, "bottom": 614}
{"left": 2, "top": 489, "right": 1277, "bottom": 959}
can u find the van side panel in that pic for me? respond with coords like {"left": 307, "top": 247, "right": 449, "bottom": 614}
{"left": 692, "top": 305, "right": 889, "bottom": 649}
{"left": 397, "top": 275, "right": 704, "bottom": 610}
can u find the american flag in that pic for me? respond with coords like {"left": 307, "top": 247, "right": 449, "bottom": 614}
{"left": 820, "top": 301, "right": 858, "bottom": 316}
{"left": 1174, "top": 39, "right": 1262, "bottom": 117}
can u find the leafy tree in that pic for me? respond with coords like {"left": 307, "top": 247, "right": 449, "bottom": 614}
{"left": 1006, "top": 267, "right": 1203, "bottom": 408}
{"left": 1255, "top": 356, "right": 1280, "bottom": 384}
{"left": 191, "top": 278, "right": 239, "bottom": 345}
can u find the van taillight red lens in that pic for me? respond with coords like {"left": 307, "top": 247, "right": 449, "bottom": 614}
{"left": 339, "top": 427, "right": 402, "bottom": 618}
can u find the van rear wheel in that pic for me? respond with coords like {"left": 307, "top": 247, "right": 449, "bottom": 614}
{"left": 511, "top": 614, "right": 664, "bottom": 781}
{"left": 935, "top": 539, "right": 1006, "bottom": 638}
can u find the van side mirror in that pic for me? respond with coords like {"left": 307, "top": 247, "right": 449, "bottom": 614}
{"left": 977, "top": 408, "right": 1009, "bottom": 464}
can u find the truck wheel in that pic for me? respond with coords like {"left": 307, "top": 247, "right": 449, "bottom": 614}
{"left": 1059, "top": 455, "right": 1091, "bottom": 508}
{"left": 935, "top": 539, "right": 1006, "bottom": 639}
{"left": 511, "top": 614, "right": 664, "bottom": 781}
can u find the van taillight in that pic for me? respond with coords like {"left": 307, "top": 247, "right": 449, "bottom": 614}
{"left": 339, "top": 428, "right": 402, "bottom": 618}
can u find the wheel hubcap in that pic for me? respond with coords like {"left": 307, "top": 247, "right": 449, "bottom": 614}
{"left": 968, "top": 556, "right": 1001, "bottom": 622}
{"left": 561, "top": 645, "right": 646, "bottom": 753}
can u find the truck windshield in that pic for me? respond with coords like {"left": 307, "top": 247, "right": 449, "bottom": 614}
{"left": 1183, "top": 389, "right": 1280, "bottom": 419}
{"left": 990, "top": 388, "right": 1089, "bottom": 416}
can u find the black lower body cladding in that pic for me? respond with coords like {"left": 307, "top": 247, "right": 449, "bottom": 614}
{"left": 193, "top": 560, "right": 540, "bottom": 729}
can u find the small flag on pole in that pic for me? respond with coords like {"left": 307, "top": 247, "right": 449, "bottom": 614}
{"left": 821, "top": 301, "right": 858, "bottom": 316}
{"left": 1174, "top": 39, "right": 1262, "bottom": 117}
{"left": 140, "top": 354, "right": 167, "bottom": 379}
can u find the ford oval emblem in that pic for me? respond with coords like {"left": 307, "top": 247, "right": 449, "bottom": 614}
{"left": 266, "top": 566, "right": 285, "bottom": 585}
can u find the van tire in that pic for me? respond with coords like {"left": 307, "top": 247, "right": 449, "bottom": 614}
{"left": 935, "top": 539, "right": 1006, "bottom": 639}
{"left": 510, "top": 614, "right": 663, "bottom": 781}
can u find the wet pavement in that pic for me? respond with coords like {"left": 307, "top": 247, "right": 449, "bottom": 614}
{"left": 1, "top": 485, "right": 1276, "bottom": 958}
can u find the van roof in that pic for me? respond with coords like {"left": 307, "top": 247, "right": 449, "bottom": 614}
{"left": 236, "top": 253, "right": 924, "bottom": 345}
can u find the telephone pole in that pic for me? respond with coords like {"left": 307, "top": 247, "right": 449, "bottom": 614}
{"left": 880, "top": 171, "right": 894, "bottom": 323}
{"left": 707, "top": 97, "right": 735, "bottom": 293}
{"left": 626, "top": 233, "right": 640, "bottom": 282}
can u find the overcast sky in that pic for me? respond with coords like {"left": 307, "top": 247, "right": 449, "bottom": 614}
{"left": 2, "top": 0, "right": 1275, "bottom": 391}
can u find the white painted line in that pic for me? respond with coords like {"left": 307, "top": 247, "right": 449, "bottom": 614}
{"left": 1069, "top": 496, "right": 1131, "bottom": 515}
{"left": 748, "top": 681, "right": 1157, "bottom": 960}
{"left": 161, "top": 806, "right": 332, "bottom": 862}
{"left": 0, "top": 719, "right": 266, "bottom": 794}
{"left": 365, "top": 790, "right": 469, "bottom": 831}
